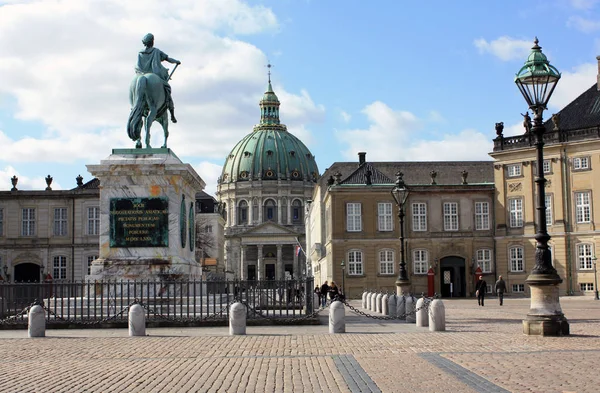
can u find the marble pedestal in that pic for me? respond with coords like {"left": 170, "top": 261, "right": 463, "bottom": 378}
{"left": 522, "top": 275, "right": 569, "bottom": 336}
{"left": 86, "top": 148, "right": 205, "bottom": 282}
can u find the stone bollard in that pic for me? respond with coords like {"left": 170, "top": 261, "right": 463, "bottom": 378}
{"left": 387, "top": 295, "right": 397, "bottom": 317}
{"left": 128, "top": 304, "right": 146, "bottom": 337}
{"left": 362, "top": 291, "right": 368, "bottom": 309}
{"left": 415, "top": 298, "right": 429, "bottom": 327}
{"left": 313, "top": 292, "right": 320, "bottom": 309}
{"left": 28, "top": 304, "right": 45, "bottom": 338}
{"left": 329, "top": 301, "right": 345, "bottom": 333}
{"left": 368, "top": 292, "right": 374, "bottom": 311}
{"left": 396, "top": 295, "right": 406, "bottom": 320}
{"left": 230, "top": 302, "right": 246, "bottom": 335}
{"left": 381, "top": 294, "right": 389, "bottom": 315}
{"left": 429, "top": 299, "right": 446, "bottom": 332}
{"left": 405, "top": 295, "right": 416, "bottom": 323}
{"left": 376, "top": 293, "right": 383, "bottom": 313}
{"left": 370, "top": 292, "right": 377, "bottom": 311}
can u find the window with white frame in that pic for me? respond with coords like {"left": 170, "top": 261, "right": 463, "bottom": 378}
{"left": 545, "top": 195, "right": 553, "bottom": 226}
{"left": 543, "top": 160, "right": 551, "bottom": 174}
{"left": 379, "top": 249, "right": 395, "bottom": 275}
{"left": 577, "top": 243, "right": 594, "bottom": 270}
{"left": 0, "top": 208, "right": 3, "bottom": 236}
{"left": 509, "top": 198, "right": 523, "bottom": 228}
{"left": 54, "top": 207, "right": 68, "bottom": 236}
{"left": 580, "top": 283, "right": 594, "bottom": 291}
{"left": 475, "top": 202, "right": 490, "bottom": 230}
{"left": 443, "top": 202, "right": 459, "bottom": 231}
{"left": 575, "top": 192, "right": 591, "bottom": 223}
{"left": 347, "top": 250, "right": 363, "bottom": 275}
{"left": 509, "top": 246, "right": 524, "bottom": 272}
{"left": 507, "top": 164, "right": 521, "bottom": 177}
{"left": 86, "top": 255, "right": 98, "bottom": 275}
{"left": 476, "top": 249, "right": 492, "bottom": 273}
{"left": 573, "top": 157, "right": 589, "bottom": 170}
{"left": 22, "top": 208, "right": 36, "bottom": 236}
{"left": 53, "top": 256, "right": 67, "bottom": 280}
{"left": 512, "top": 284, "right": 525, "bottom": 292}
{"left": 87, "top": 207, "right": 100, "bottom": 235}
{"left": 412, "top": 202, "right": 427, "bottom": 231}
{"left": 413, "top": 249, "right": 428, "bottom": 274}
{"left": 377, "top": 202, "right": 393, "bottom": 232}
{"left": 346, "top": 203, "right": 362, "bottom": 232}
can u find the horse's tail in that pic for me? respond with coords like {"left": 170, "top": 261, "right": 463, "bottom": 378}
{"left": 127, "top": 76, "right": 147, "bottom": 141}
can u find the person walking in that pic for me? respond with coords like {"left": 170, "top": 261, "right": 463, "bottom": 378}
{"left": 475, "top": 276, "right": 487, "bottom": 306}
{"left": 320, "top": 281, "right": 329, "bottom": 307}
{"left": 495, "top": 275, "right": 506, "bottom": 306}
{"left": 329, "top": 282, "right": 340, "bottom": 301}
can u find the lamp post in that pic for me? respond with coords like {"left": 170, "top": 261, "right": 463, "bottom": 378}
{"left": 340, "top": 259, "right": 346, "bottom": 296}
{"left": 593, "top": 257, "right": 599, "bottom": 300}
{"left": 515, "top": 38, "right": 569, "bottom": 336}
{"left": 391, "top": 172, "right": 410, "bottom": 296}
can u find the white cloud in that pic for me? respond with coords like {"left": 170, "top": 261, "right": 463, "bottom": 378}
{"left": 336, "top": 101, "right": 490, "bottom": 162}
{"left": 549, "top": 62, "right": 596, "bottom": 110}
{"left": 569, "top": 0, "right": 599, "bottom": 10}
{"left": 193, "top": 161, "right": 223, "bottom": 197}
{"left": 0, "top": 165, "right": 63, "bottom": 190}
{"left": 340, "top": 110, "right": 351, "bottom": 123}
{"left": 474, "top": 36, "right": 532, "bottom": 61}
{"left": 0, "top": 0, "right": 323, "bottom": 168}
{"left": 567, "top": 16, "right": 600, "bottom": 33}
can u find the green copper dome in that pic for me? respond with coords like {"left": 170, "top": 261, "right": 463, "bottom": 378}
{"left": 220, "top": 81, "right": 319, "bottom": 184}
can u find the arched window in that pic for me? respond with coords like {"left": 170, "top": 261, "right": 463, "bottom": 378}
{"left": 238, "top": 200, "right": 248, "bottom": 225}
{"left": 379, "top": 249, "right": 395, "bottom": 275}
{"left": 348, "top": 250, "right": 364, "bottom": 275}
{"left": 263, "top": 199, "right": 277, "bottom": 222}
{"left": 292, "top": 199, "right": 303, "bottom": 223}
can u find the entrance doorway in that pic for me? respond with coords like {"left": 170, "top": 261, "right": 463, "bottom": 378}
{"left": 14, "top": 263, "right": 41, "bottom": 283}
{"left": 440, "top": 256, "right": 466, "bottom": 297}
{"left": 265, "top": 264, "right": 275, "bottom": 280}
{"left": 247, "top": 265, "right": 256, "bottom": 281}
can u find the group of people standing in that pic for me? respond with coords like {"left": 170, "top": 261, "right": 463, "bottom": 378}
{"left": 475, "top": 275, "right": 507, "bottom": 306}
{"left": 314, "top": 281, "right": 342, "bottom": 307}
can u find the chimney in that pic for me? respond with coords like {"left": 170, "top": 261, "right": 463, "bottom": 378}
{"left": 358, "top": 152, "right": 366, "bottom": 166}
{"left": 597, "top": 56, "right": 600, "bottom": 91}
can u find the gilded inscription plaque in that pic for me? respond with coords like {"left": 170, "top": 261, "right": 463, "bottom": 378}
{"left": 110, "top": 197, "right": 169, "bottom": 247}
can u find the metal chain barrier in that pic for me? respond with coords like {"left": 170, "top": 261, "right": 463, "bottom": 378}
{"left": 237, "top": 299, "right": 325, "bottom": 324}
{"left": 342, "top": 295, "right": 434, "bottom": 321}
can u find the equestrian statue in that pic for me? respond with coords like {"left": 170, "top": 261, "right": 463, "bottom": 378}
{"left": 127, "top": 33, "right": 180, "bottom": 148}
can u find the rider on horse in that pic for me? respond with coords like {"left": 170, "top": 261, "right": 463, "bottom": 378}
{"left": 135, "top": 33, "right": 180, "bottom": 123}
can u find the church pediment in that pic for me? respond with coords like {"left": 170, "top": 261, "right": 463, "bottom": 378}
{"left": 239, "top": 222, "right": 299, "bottom": 237}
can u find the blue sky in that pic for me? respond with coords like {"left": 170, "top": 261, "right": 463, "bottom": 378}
{"left": 1, "top": 0, "right": 599, "bottom": 195}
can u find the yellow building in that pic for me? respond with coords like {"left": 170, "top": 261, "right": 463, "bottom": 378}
{"left": 307, "top": 153, "right": 495, "bottom": 299}
{"left": 490, "top": 82, "right": 600, "bottom": 296}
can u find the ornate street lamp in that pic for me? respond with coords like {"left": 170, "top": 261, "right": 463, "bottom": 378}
{"left": 593, "top": 257, "right": 599, "bottom": 301}
{"left": 515, "top": 38, "right": 569, "bottom": 336}
{"left": 340, "top": 259, "right": 346, "bottom": 296}
{"left": 391, "top": 172, "right": 410, "bottom": 295}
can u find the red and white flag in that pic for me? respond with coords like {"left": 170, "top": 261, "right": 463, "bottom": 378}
{"left": 295, "top": 245, "right": 302, "bottom": 256}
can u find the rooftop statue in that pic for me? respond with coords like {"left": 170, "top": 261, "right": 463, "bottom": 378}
{"left": 127, "top": 33, "right": 181, "bottom": 149}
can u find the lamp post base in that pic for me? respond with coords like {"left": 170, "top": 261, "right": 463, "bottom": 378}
{"left": 522, "top": 274, "right": 569, "bottom": 336}
{"left": 396, "top": 279, "right": 411, "bottom": 297}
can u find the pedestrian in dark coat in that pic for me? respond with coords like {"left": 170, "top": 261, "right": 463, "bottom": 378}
{"left": 475, "top": 276, "right": 487, "bottom": 306}
{"left": 495, "top": 275, "right": 506, "bottom": 306}
{"left": 320, "top": 281, "right": 329, "bottom": 307}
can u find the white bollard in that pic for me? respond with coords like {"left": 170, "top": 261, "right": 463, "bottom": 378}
{"left": 376, "top": 293, "right": 383, "bottom": 313}
{"left": 362, "top": 291, "right": 368, "bottom": 309}
{"left": 329, "top": 301, "right": 345, "bottom": 333}
{"left": 405, "top": 296, "right": 416, "bottom": 323}
{"left": 415, "top": 298, "right": 429, "bottom": 327}
{"left": 229, "top": 302, "right": 247, "bottom": 335}
{"left": 367, "top": 292, "right": 373, "bottom": 311}
{"left": 429, "top": 299, "right": 446, "bottom": 331}
{"left": 128, "top": 304, "right": 146, "bottom": 337}
{"left": 28, "top": 304, "right": 45, "bottom": 338}
{"left": 396, "top": 295, "right": 406, "bottom": 320}
{"left": 370, "top": 292, "right": 377, "bottom": 311}
{"left": 387, "top": 295, "right": 397, "bottom": 318}
{"left": 381, "top": 294, "right": 389, "bottom": 315}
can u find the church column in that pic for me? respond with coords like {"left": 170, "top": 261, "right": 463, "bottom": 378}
{"left": 293, "top": 243, "right": 299, "bottom": 279}
{"left": 258, "top": 198, "right": 263, "bottom": 223}
{"left": 287, "top": 203, "right": 292, "bottom": 225}
{"left": 231, "top": 198, "right": 237, "bottom": 226}
{"left": 277, "top": 198, "right": 282, "bottom": 225}
{"left": 257, "top": 244, "right": 264, "bottom": 281}
{"left": 240, "top": 245, "right": 247, "bottom": 280}
{"left": 277, "top": 244, "right": 283, "bottom": 280}
{"left": 248, "top": 199, "right": 253, "bottom": 225}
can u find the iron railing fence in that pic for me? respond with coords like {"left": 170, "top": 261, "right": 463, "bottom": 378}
{"left": 0, "top": 277, "right": 314, "bottom": 326}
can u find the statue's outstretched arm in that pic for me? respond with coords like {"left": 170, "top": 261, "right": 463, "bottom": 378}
{"left": 166, "top": 57, "right": 181, "bottom": 65}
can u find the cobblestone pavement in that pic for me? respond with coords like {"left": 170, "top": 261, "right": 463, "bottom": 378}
{"left": 0, "top": 297, "right": 599, "bottom": 392}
